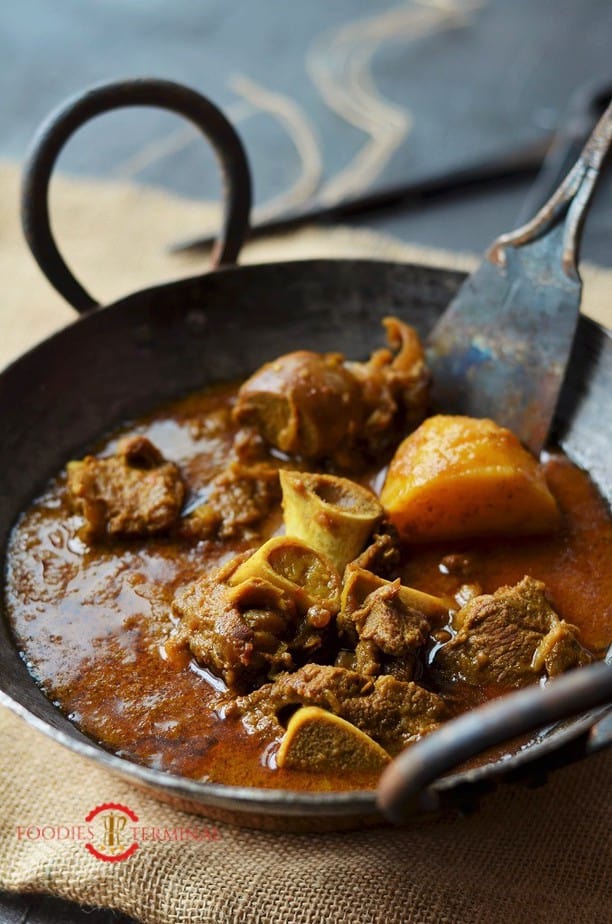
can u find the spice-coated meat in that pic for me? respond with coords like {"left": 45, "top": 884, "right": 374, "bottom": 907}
{"left": 67, "top": 436, "right": 185, "bottom": 539}
{"left": 233, "top": 349, "right": 364, "bottom": 462}
{"left": 181, "top": 461, "right": 281, "bottom": 541}
{"left": 347, "top": 529, "right": 402, "bottom": 580}
{"left": 433, "top": 575, "right": 591, "bottom": 687}
{"left": 168, "top": 560, "right": 331, "bottom": 691}
{"left": 231, "top": 663, "right": 446, "bottom": 754}
{"left": 346, "top": 317, "right": 430, "bottom": 460}
{"left": 347, "top": 580, "right": 430, "bottom": 657}
{"left": 233, "top": 318, "right": 429, "bottom": 468}
{"left": 338, "top": 577, "right": 431, "bottom": 682}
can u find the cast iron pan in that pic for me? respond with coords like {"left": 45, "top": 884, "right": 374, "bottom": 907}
{"left": 0, "top": 79, "right": 610, "bottom": 831}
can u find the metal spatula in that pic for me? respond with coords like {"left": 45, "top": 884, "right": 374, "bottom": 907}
{"left": 427, "top": 99, "right": 612, "bottom": 455}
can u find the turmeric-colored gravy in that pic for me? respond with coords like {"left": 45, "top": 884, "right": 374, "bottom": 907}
{"left": 5, "top": 384, "right": 612, "bottom": 791}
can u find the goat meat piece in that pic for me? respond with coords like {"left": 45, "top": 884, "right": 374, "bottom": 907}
{"left": 233, "top": 319, "right": 429, "bottom": 468}
{"left": 347, "top": 528, "right": 401, "bottom": 580}
{"left": 352, "top": 580, "right": 430, "bottom": 658}
{"left": 168, "top": 558, "right": 329, "bottom": 691}
{"left": 233, "top": 350, "right": 364, "bottom": 462}
{"left": 433, "top": 575, "right": 591, "bottom": 688}
{"left": 347, "top": 317, "right": 430, "bottom": 459}
{"left": 207, "top": 461, "right": 281, "bottom": 539}
{"left": 67, "top": 436, "right": 184, "bottom": 539}
{"left": 231, "top": 663, "right": 446, "bottom": 754}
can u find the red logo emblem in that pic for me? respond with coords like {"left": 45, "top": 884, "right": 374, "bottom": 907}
{"left": 85, "top": 803, "right": 139, "bottom": 862}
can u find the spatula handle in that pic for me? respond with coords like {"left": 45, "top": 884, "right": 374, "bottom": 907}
{"left": 489, "top": 99, "right": 612, "bottom": 278}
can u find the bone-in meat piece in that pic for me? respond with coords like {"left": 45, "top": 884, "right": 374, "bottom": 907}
{"left": 280, "top": 469, "right": 383, "bottom": 572}
{"left": 231, "top": 663, "right": 447, "bottom": 754}
{"left": 233, "top": 318, "right": 429, "bottom": 467}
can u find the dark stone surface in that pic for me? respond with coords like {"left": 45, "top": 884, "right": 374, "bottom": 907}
{"left": 0, "top": 891, "right": 135, "bottom": 923}
{"left": 3, "top": 0, "right": 612, "bottom": 264}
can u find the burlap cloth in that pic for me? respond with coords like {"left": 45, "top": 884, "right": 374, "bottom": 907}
{"left": 0, "top": 160, "right": 611, "bottom": 923}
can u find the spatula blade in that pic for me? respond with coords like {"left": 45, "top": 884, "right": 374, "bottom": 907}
{"left": 426, "top": 98, "right": 612, "bottom": 455}
{"left": 427, "top": 225, "right": 582, "bottom": 455}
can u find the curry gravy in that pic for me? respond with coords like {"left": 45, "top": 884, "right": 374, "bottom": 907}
{"left": 5, "top": 384, "right": 611, "bottom": 791}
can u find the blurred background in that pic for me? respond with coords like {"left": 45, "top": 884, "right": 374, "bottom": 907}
{"left": 3, "top": 0, "right": 612, "bottom": 264}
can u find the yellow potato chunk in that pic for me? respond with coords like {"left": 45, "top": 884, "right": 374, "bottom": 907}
{"left": 380, "top": 415, "right": 560, "bottom": 542}
{"left": 276, "top": 706, "right": 390, "bottom": 772}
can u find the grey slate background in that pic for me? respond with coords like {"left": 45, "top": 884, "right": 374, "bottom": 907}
{"left": 2, "top": 0, "right": 612, "bottom": 261}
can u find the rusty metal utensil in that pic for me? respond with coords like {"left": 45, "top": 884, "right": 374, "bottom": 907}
{"left": 427, "top": 99, "right": 612, "bottom": 455}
